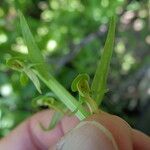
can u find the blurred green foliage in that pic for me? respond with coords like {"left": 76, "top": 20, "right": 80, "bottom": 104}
{"left": 0, "top": 0, "right": 150, "bottom": 137}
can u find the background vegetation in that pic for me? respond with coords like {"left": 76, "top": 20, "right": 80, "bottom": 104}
{"left": 0, "top": 0, "right": 150, "bottom": 137}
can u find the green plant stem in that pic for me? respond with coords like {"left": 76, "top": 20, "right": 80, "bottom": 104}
{"left": 35, "top": 71, "right": 89, "bottom": 120}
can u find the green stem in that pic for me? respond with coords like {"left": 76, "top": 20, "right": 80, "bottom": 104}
{"left": 35, "top": 71, "right": 89, "bottom": 120}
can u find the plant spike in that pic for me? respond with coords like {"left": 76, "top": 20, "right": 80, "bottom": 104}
{"left": 91, "top": 16, "right": 116, "bottom": 105}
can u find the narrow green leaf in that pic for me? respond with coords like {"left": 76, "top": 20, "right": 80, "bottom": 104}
{"left": 23, "top": 67, "right": 42, "bottom": 93}
{"left": 19, "top": 11, "right": 49, "bottom": 79}
{"left": 91, "top": 16, "right": 116, "bottom": 105}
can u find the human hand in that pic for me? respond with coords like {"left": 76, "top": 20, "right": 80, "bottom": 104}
{"left": 0, "top": 110, "right": 150, "bottom": 150}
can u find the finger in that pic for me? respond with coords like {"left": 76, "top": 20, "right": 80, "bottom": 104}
{"left": 0, "top": 110, "right": 79, "bottom": 150}
{"left": 86, "top": 112, "right": 133, "bottom": 150}
{"left": 53, "top": 120, "right": 118, "bottom": 150}
{"left": 53, "top": 112, "right": 133, "bottom": 150}
{"left": 132, "top": 129, "right": 150, "bottom": 150}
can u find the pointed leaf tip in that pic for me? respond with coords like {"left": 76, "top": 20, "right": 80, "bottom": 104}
{"left": 91, "top": 16, "right": 116, "bottom": 105}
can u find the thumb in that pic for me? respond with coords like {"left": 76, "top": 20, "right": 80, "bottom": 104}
{"left": 53, "top": 120, "right": 118, "bottom": 150}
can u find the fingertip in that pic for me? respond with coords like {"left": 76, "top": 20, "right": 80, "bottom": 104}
{"left": 86, "top": 112, "right": 133, "bottom": 150}
{"left": 55, "top": 121, "right": 118, "bottom": 150}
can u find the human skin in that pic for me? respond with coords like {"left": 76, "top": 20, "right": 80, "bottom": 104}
{"left": 0, "top": 110, "right": 150, "bottom": 150}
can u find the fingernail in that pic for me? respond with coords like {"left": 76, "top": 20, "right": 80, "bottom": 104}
{"left": 55, "top": 121, "right": 118, "bottom": 150}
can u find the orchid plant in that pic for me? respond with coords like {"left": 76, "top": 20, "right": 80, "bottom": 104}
{"left": 7, "top": 11, "right": 116, "bottom": 129}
